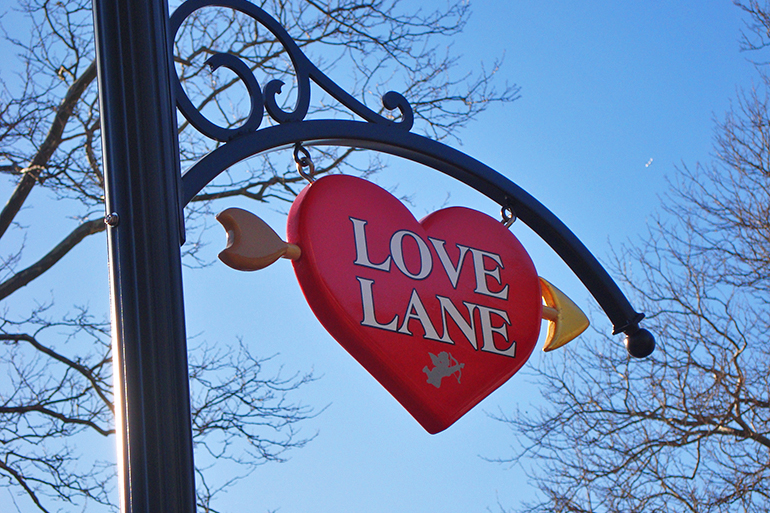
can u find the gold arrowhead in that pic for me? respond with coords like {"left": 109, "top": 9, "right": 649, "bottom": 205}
{"left": 539, "top": 277, "right": 589, "bottom": 351}
{"left": 216, "top": 207, "right": 301, "bottom": 271}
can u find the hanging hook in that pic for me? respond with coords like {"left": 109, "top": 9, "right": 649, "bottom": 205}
{"left": 501, "top": 204, "right": 517, "bottom": 228}
{"left": 293, "top": 142, "right": 315, "bottom": 182}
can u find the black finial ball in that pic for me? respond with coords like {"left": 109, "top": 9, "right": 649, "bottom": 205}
{"left": 625, "top": 328, "right": 655, "bottom": 358}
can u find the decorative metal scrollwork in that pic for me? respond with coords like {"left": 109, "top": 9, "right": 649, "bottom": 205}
{"left": 170, "top": 0, "right": 414, "bottom": 143}
{"left": 172, "top": 0, "right": 653, "bottom": 356}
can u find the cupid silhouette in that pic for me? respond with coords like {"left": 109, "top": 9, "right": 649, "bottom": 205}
{"left": 423, "top": 352, "right": 464, "bottom": 388}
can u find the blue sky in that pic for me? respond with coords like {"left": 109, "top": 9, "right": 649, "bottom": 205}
{"left": 0, "top": 1, "right": 760, "bottom": 512}
{"left": 181, "top": 2, "right": 757, "bottom": 512}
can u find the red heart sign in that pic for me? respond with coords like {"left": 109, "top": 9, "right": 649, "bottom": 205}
{"left": 287, "top": 175, "right": 541, "bottom": 433}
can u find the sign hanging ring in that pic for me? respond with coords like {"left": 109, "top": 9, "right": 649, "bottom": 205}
{"left": 293, "top": 142, "right": 316, "bottom": 182}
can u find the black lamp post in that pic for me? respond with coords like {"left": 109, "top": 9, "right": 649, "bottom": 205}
{"left": 93, "top": 1, "right": 196, "bottom": 512}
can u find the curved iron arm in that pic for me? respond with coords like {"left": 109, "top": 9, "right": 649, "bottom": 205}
{"left": 180, "top": 120, "right": 653, "bottom": 355}
{"left": 171, "top": 0, "right": 654, "bottom": 356}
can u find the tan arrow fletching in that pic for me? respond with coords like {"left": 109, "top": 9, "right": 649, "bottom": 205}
{"left": 539, "top": 277, "right": 590, "bottom": 351}
{"left": 216, "top": 207, "right": 301, "bottom": 271}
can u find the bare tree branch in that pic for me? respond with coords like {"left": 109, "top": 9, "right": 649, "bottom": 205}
{"left": 494, "top": 5, "right": 770, "bottom": 511}
{"left": 0, "top": 459, "right": 53, "bottom": 513}
{"left": 0, "top": 217, "right": 105, "bottom": 301}
{"left": 0, "top": 61, "right": 96, "bottom": 240}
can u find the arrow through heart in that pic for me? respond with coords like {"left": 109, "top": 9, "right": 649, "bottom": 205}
{"left": 216, "top": 174, "right": 588, "bottom": 433}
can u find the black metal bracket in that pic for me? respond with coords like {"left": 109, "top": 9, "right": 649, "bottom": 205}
{"left": 170, "top": 0, "right": 654, "bottom": 357}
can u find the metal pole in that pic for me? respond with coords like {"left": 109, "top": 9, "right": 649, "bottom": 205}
{"left": 92, "top": 1, "right": 196, "bottom": 512}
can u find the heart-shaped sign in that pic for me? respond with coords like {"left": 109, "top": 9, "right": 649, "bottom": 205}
{"left": 288, "top": 174, "right": 541, "bottom": 433}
